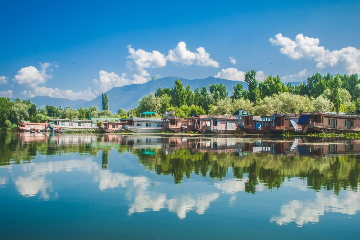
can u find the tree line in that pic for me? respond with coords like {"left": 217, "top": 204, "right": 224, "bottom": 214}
{"left": 1, "top": 70, "right": 359, "bottom": 129}
{"left": 132, "top": 70, "right": 360, "bottom": 117}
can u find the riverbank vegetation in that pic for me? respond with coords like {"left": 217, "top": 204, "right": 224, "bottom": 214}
{"left": 1, "top": 70, "right": 359, "bottom": 129}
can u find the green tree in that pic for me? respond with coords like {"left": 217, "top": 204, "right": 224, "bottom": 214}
{"left": 102, "top": 93, "right": 109, "bottom": 111}
{"left": 170, "top": 79, "right": 185, "bottom": 108}
{"left": 259, "top": 75, "right": 286, "bottom": 99}
{"left": 9, "top": 102, "right": 29, "bottom": 124}
{"left": 193, "top": 88, "right": 201, "bottom": 106}
{"left": 244, "top": 70, "right": 260, "bottom": 104}
{"left": 185, "top": 85, "right": 194, "bottom": 106}
{"left": 28, "top": 103, "right": 37, "bottom": 119}
{"left": 159, "top": 94, "right": 171, "bottom": 114}
{"left": 342, "top": 73, "right": 359, "bottom": 100}
{"left": 209, "top": 83, "right": 228, "bottom": 103}
{"left": 0, "top": 97, "right": 13, "bottom": 128}
{"left": 231, "top": 82, "right": 246, "bottom": 101}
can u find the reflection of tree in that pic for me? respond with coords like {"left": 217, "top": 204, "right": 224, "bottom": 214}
{"left": 134, "top": 148, "right": 360, "bottom": 194}
{"left": 102, "top": 150, "right": 108, "bottom": 170}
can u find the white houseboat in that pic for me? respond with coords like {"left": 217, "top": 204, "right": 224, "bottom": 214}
{"left": 50, "top": 119, "right": 98, "bottom": 132}
{"left": 126, "top": 117, "right": 163, "bottom": 133}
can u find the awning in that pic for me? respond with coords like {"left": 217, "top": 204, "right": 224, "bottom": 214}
{"left": 298, "top": 115, "right": 311, "bottom": 125}
{"left": 141, "top": 111, "right": 156, "bottom": 115}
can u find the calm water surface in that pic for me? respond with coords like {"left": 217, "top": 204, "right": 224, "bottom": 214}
{"left": 0, "top": 133, "right": 360, "bottom": 240}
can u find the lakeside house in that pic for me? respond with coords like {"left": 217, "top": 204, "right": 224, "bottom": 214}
{"left": 184, "top": 115, "right": 238, "bottom": 133}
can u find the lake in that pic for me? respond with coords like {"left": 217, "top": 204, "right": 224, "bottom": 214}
{"left": 0, "top": 132, "right": 360, "bottom": 240}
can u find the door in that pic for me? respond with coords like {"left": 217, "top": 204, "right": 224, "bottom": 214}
{"left": 330, "top": 119, "right": 335, "bottom": 128}
{"left": 347, "top": 120, "right": 351, "bottom": 129}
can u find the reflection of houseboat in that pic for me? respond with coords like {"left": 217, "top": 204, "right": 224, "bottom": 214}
{"left": 15, "top": 122, "right": 50, "bottom": 132}
{"left": 50, "top": 119, "right": 97, "bottom": 132}
{"left": 241, "top": 113, "right": 300, "bottom": 134}
{"left": 126, "top": 118, "right": 163, "bottom": 133}
{"left": 299, "top": 112, "right": 360, "bottom": 134}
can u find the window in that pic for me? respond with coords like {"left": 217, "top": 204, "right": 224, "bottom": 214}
{"left": 137, "top": 123, "right": 141, "bottom": 126}
{"left": 146, "top": 123, "right": 149, "bottom": 127}
{"left": 61, "top": 122, "right": 65, "bottom": 126}
{"left": 112, "top": 124, "right": 116, "bottom": 128}
{"left": 78, "top": 122, "right": 82, "bottom": 127}
{"left": 157, "top": 123, "right": 163, "bottom": 127}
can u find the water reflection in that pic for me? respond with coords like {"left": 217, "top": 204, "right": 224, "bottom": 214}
{"left": 0, "top": 132, "right": 360, "bottom": 228}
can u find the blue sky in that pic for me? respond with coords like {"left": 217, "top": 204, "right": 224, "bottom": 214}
{"left": 0, "top": 0, "right": 359, "bottom": 100}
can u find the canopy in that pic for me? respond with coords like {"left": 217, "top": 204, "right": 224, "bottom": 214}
{"left": 141, "top": 112, "right": 156, "bottom": 115}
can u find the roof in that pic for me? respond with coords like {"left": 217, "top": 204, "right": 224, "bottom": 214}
{"left": 141, "top": 111, "right": 156, "bottom": 115}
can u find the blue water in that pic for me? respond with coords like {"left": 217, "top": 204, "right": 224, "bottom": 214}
{"left": 0, "top": 133, "right": 359, "bottom": 239}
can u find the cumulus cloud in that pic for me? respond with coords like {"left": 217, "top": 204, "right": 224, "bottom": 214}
{"left": 229, "top": 57, "right": 236, "bottom": 65}
{"left": 0, "top": 90, "right": 13, "bottom": 98}
{"left": 167, "top": 42, "right": 219, "bottom": 67}
{"left": 282, "top": 69, "right": 308, "bottom": 82}
{"left": 0, "top": 76, "right": 8, "bottom": 84}
{"left": 93, "top": 70, "right": 131, "bottom": 93}
{"left": 13, "top": 63, "right": 54, "bottom": 88}
{"left": 270, "top": 33, "right": 360, "bottom": 74}
{"left": 127, "top": 45, "right": 167, "bottom": 69}
{"left": 214, "top": 68, "right": 245, "bottom": 81}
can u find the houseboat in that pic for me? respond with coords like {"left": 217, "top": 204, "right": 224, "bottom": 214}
{"left": 14, "top": 121, "right": 50, "bottom": 132}
{"left": 161, "top": 111, "right": 188, "bottom": 132}
{"left": 299, "top": 111, "right": 360, "bottom": 134}
{"left": 50, "top": 119, "right": 98, "bottom": 132}
{"left": 241, "top": 113, "right": 300, "bottom": 134}
{"left": 125, "top": 118, "right": 163, "bottom": 133}
{"left": 184, "top": 115, "right": 239, "bottom": 133}
{"left": 98, "top": 119, "right": 132, "bottom": 133}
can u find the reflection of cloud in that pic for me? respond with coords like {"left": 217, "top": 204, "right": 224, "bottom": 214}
{"left": 0, "top": 177, "right": 8, "bottom": 185}
{"left": 271, "top": 191, "right": 360, "bottom": 226}
{"left": 98, "top": 171, "right": 131, "bottom": 191}
{"left": 167, "top": 193, "right": 219, "bottom": 219}
{"left": 215, "top": 178, "right": 265, "bottom": 194}
{"left": 15, "top": 176, "right": 52, "bottom": 200}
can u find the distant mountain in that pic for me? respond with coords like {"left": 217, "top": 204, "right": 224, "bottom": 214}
{"left": 28, "top": 96, "right": 88, "bottom": 108}
{"left": 79, "top": 76, "right": 249, "bottom": 111}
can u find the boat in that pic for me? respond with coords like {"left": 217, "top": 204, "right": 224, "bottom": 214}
{"left": 126, "top": 117, "right": 163, "bottom": 133}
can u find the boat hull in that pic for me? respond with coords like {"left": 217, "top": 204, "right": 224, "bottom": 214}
{"left": 127, "top": 127, "right": 162, "bottom": 133}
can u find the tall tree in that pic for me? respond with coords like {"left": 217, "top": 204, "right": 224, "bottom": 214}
{"left": 244, "top": 70, "right": 260, "bottom": 104}
{"left": 231, "top": 82, "right": 245, "bottom": 101}
{"left": 170, "top": 79, "right": 185, "bottom": 108}
{"left": 102, "top": 93, "right": 109, "bottom": 111}
{"left": 185, "top": 85, "right": 194, "bottom": 106}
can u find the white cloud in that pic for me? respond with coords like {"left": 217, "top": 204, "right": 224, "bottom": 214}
{"left": 93, "top": 70, "right": 131, "bottom": 93}
{"left": 270, "top": 191, "right": 360, "bottom": 226}
{"left": 127, "top": 45, "right": 167, "bottom": 69}
{"left": 167, "top": 42, "right": 219, "bottom": 67}
{"left": 215, "top": 68, "right": 265, "bottom": 82}
{"left": 0, "top": 76, "right": 8, "bottom": 84}
{"left": 13, "top": 63, "right": 54, "bottom": 88}
{"left": 214, "top": 68, "right": 245, "bottom": 81}
{"left": 282, "top": 69, "right": 308, "bottom": 82}
{"left": 22, "top": 87, "right": 95, "bottom": 101}
{"left": 270, "top": 33, "right": 360, "bottom": 74}
{"left": 256, "top": 70, "right": 266, "bottom": 81}
{"left": 0, "top": 90, "right": 13, "bottom": 98}
{"left": 229, "top": 57, "right": 236, "bottom": 65}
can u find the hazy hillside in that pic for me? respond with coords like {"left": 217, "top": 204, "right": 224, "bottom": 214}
{"left": 79, "top": 77, "right": 249, "bottom": 111}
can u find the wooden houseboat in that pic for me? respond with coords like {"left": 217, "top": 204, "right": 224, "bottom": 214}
{"left": 98, "top": 119, "right": 132, "bottom": 133}
{"left": 299, "top": 112, "right": 360, "bottom": 134}
{"left": 14, "top": 122, "right": 50, "bottom": 132}
{"left": 184, "top": 115, "right": 238, "bottom": 133}
{"left": 50, "top": 119, "right": 97, "bottom": 132}
{"left": 125, "top": 118, "right": 163, "bottom": 133}
{"left": 161, "top": 111, "right": 187, "bottom": 132}
{"left": 241, "top": 113, "right": 300, "bottom": 134}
